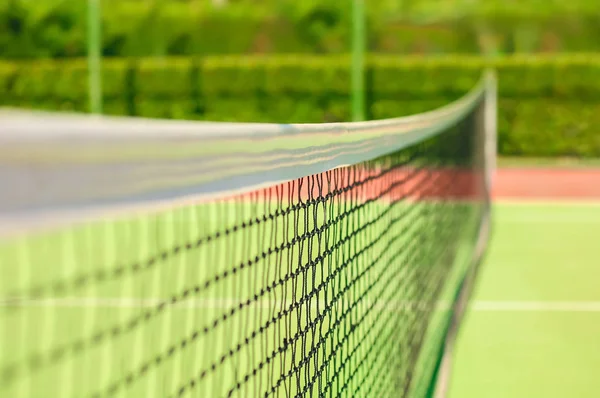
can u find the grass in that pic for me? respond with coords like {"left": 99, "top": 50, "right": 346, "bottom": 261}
{"left": 448, "top": 203, "right": 600, "bottom": 398}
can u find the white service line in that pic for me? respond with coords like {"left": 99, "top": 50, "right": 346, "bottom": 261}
{"left": 0, "top": 297, "right": 454, "bottom": 312}
{"left": 494, "top": 200, "right": 600, "bottom": 207}
{"left": 472, "top": 301, "right": 600, "bottom": 312}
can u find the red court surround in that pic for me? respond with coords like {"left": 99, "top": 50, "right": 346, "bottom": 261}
{"left": 493, "top": 168, "right": 600, "bottom": 200}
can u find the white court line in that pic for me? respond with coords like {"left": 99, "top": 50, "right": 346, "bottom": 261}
{"left": 472, "top": 301, "right": 600, "bottom": 312}
{"left": 0, "top": 297, "right": 453, "bottom": 312}
{"left": 494, "top": 199, "right": 600, "bottom": 207}
{"left": 5, "top": 298, "right": 600, "bottom": 313}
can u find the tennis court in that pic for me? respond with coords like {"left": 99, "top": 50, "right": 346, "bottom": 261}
{"left": 448, "top": 201, "right": 600, "bottom": 398}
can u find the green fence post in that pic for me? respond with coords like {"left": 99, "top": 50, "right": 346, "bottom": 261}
{"left": 351, "top": 0, "right": 366, "bottom": 122}
{"left": 88, "top": 0, "right": 103, "bottom": 114}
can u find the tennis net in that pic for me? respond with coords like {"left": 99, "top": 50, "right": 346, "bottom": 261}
{"left": 0, "top": 72, "right": 496, "bottom": 398}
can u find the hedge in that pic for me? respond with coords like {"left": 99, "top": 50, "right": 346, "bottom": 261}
{"left": 2, "top": 0, "right": 600, "bottom": 58}
{"left": 1, "top": 55, "right": 600, "bottom": 157}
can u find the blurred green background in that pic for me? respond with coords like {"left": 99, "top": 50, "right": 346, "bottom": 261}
{"left": 2, "top": 0, "right": 600, "bottom": 57}
{"left": 1, "top": 0, "right": 599, "bottom": 156}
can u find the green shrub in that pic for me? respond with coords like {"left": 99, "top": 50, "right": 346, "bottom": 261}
{"left": 1, "top": 54, "right": 599, "bottom": 157}
{"left": 498, "top": 99, "right": 600, "bottom": 157}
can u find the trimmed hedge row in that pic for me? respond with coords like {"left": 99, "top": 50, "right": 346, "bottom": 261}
{"left": 1, "top": 55, "right": 600, "bottom": 157}
{"left": 2, "top": 0, "right": 600, "bottom": 58}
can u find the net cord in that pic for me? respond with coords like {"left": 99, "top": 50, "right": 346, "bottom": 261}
{"left": 0, "top": 74, "right": 489, "bottom": 237}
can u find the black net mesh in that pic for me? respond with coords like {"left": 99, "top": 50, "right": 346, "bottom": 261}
{"left": 0, "top": 94, "right": 488, "bottom": 398}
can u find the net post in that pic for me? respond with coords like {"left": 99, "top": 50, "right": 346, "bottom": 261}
{"left": 484, "top": 70, "right": 498, "bottom": 198}
{"left": 87, "top": 0, "right": 103, "bottom": 115}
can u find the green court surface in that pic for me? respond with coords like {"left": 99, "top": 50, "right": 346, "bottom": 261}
{"left": 448, "top": 203, "right": 600, "bottom": 398}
